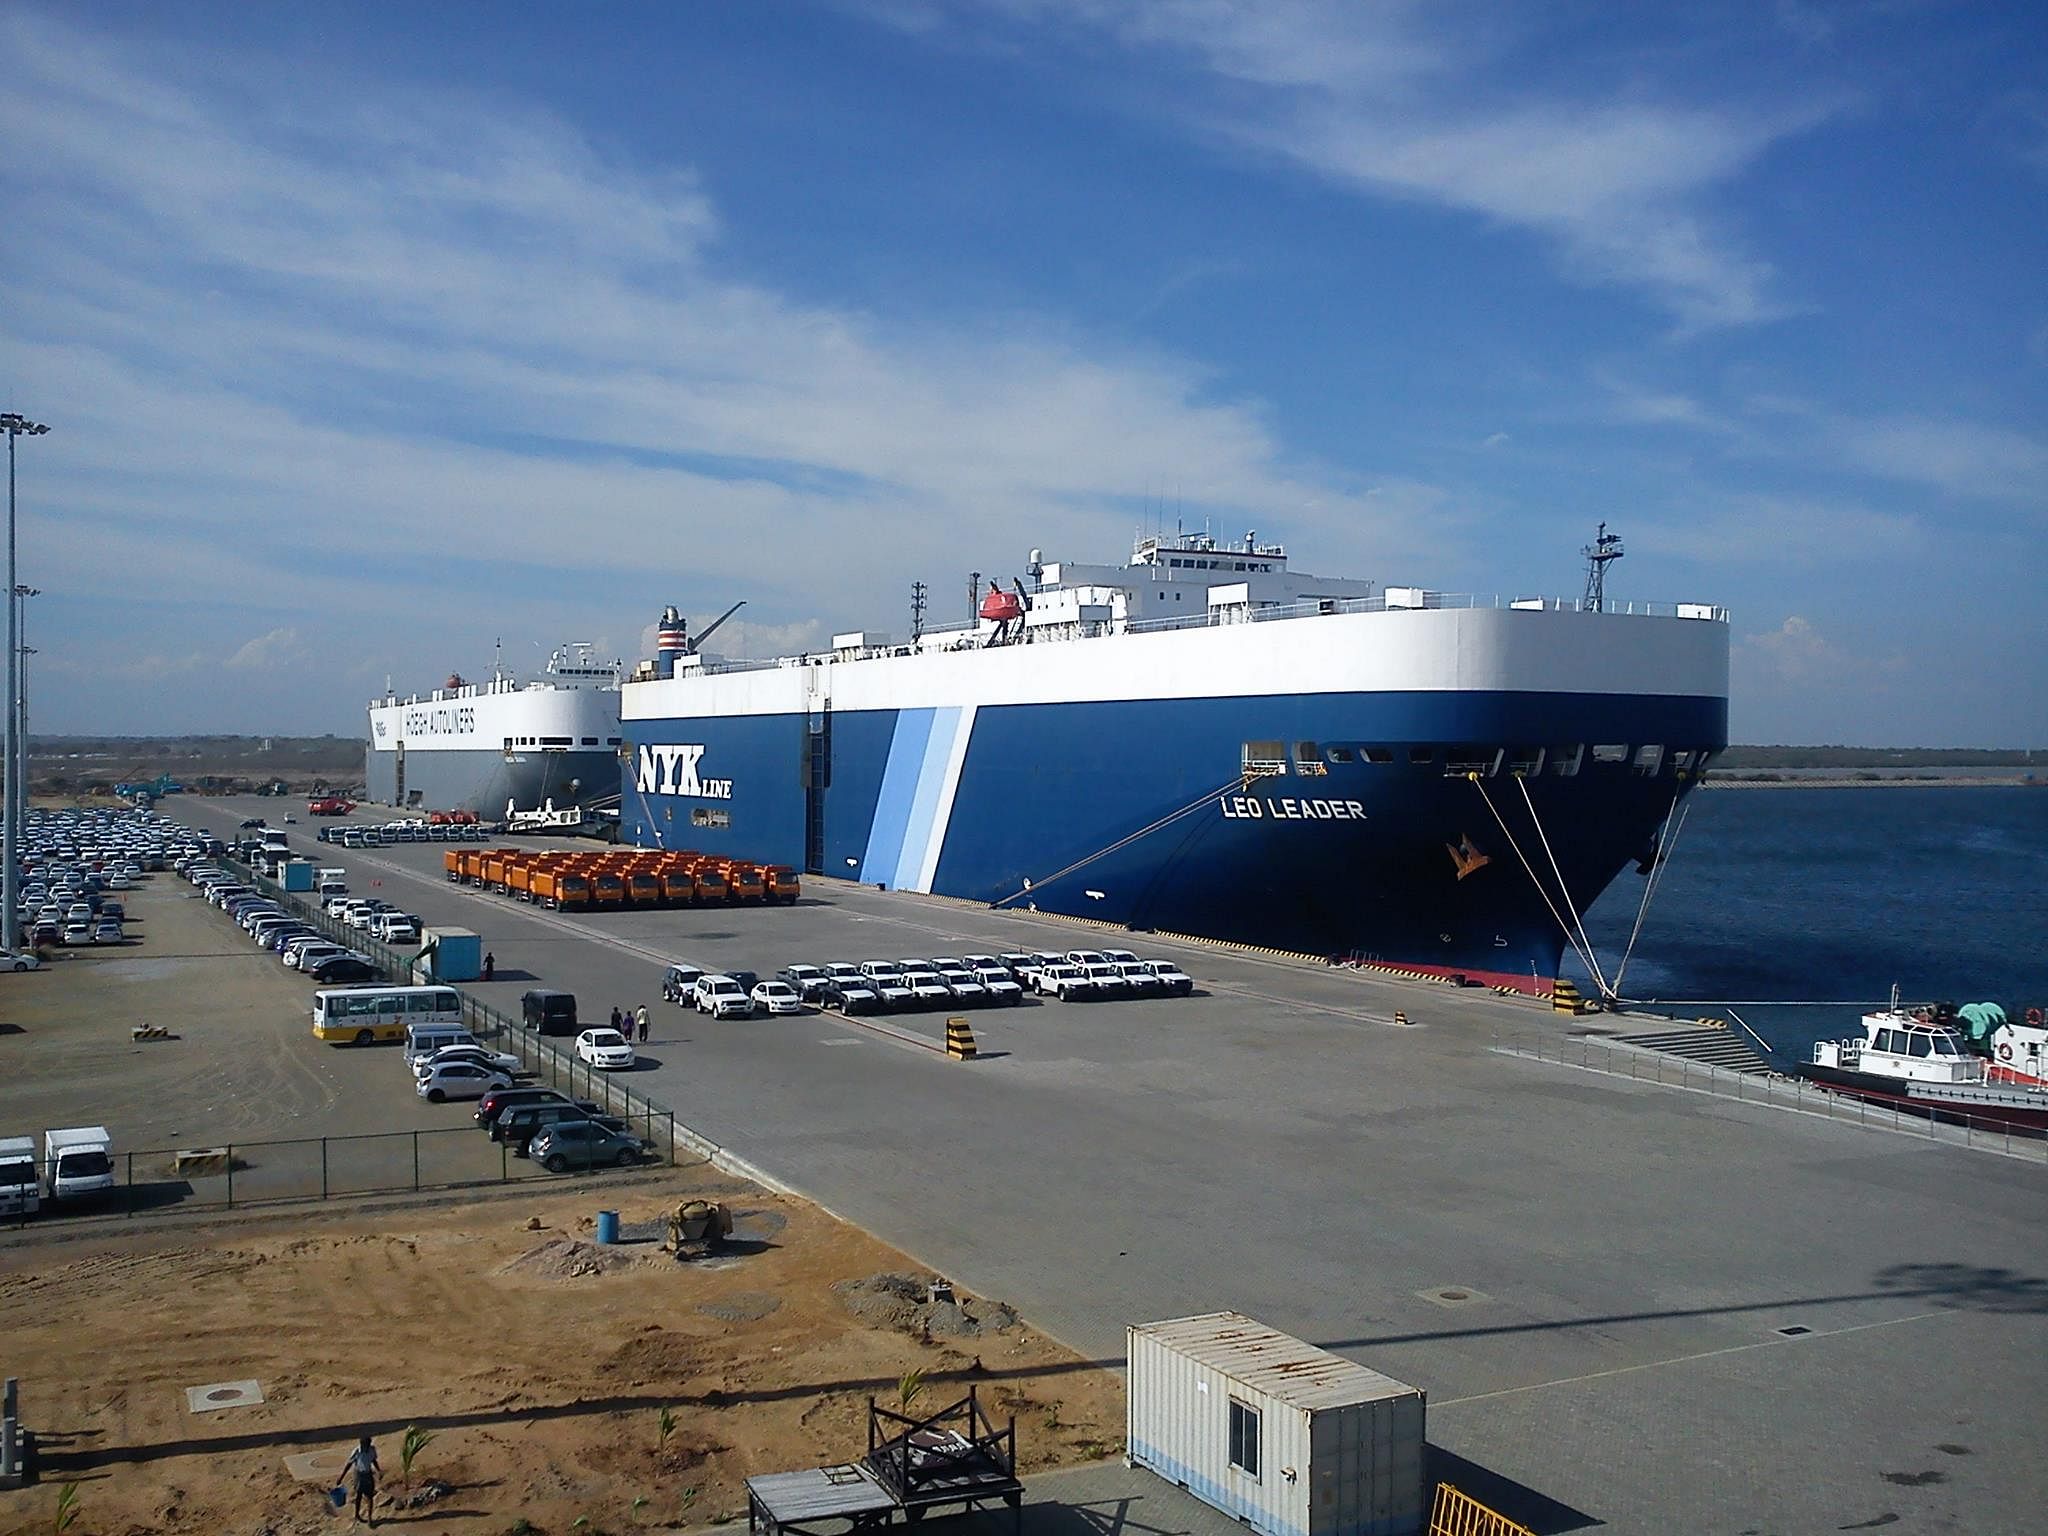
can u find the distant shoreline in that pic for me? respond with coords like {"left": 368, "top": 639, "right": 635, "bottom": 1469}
{"left": 1704, "top": 774, "right": 2039, "bottom": 790}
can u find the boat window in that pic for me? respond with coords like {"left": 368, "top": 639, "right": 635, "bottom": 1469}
{"left": 1670, "top": 749, "right": 1697, "bottom": 774}
{"left": 1293, "top": 742, "right": 1328, "bottom": 776}
{"left": 1242, "top": 741, "right": 1287, "bottom": 777}
{"left": 581, "top": 736, "right": 598, "bottom": 746}
{"left": 1364, "top": 747, "right": 1395, "bottom": 765}
{"left": 1550, "top": 745, "right": 1584, "bottom": 777}
{"left": 1592, "top": 744, "right": 1629, "bottom": 764}
{"left": 1408, "top": 745, "right": 1437, "bottom": 767}
{"left": 1932, "top": 1034, "right": 1959, "bottom": 1056}
{"left": 1326, "top": 747, "right": 1355, "bottom": 764}
{"left": 1634, "top": 745, "right": 1665, "bottom": 776}
{"left": 1445, "top": 745, "right": 1500, "bottom": 776}
{"left": 1506, "top": 747, "right": 1545, "bottom": 777}
{"left": 1908, "top": 1033, "right": 1932, "bottom": 1058}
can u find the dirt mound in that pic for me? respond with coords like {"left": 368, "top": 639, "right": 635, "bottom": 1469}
{"left": 834, "top": 1273, "right": 1019, "bottom": 1338}
{"left": 499, "top": 1236, "right": 642, "bottom": 1280}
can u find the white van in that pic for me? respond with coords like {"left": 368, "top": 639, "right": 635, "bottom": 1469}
{"left": 403, "top": 1022, "right": 482, "bottom": 1068}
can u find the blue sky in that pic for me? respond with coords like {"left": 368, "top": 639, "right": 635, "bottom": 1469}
{"left": 3, "top": 1, "right": 2043, "bottom": 744}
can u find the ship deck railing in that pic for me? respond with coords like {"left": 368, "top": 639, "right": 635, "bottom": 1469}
{"left": 649, "top": 591, "right": 1729, "bottom": 679}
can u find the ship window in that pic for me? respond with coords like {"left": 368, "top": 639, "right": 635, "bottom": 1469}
{"left": 541, "top": 736, "right": 573, "bottom": 747}
{"left": 1550, "top": 745, "right": 1583, "bottom": 777}
{"left": 1408, "top": 745, "right": 1437, "bottom": 767}
{"left": 1634, "top": 745, "right": 1664, "bottom": 776}
{"left": 690, "top": 808, "right": 730, "bottom": 829}
{"left": 1228, "top": 1399, "right": 1261, "bottom": 1479}
{"left": 607, "top": 737, "right": 622, "bottom": 746}
{"left": 581, "top": 736, "right": 598, "bottom": 746}
{"left": 1326, "top": 747, "right": 1355, "bottom": 764}
{"left": 1363, "top": 747, "right": 1395, "bottom": 765}
{"left": 1446, "top": 745, "right": 1500, "bottom": 776}
{"left": 1878, "top": 1028, "right": 1904, "bottom": 1053}
{"left": 1592, "top": 744, "right": 1629, "bottom": 764}
{"left": 1908, "top": 1033, "right": 1932, "bottom": 1058}
{"left": 1506, "top": 747, "right": 1545, "bottom": 777}
{"left": 1932, "top": 1034, "right": 1959, "bottom": 1056}
{"left": 1243, "top": 741, "right": 1287, "bottom": 777}
{"left": 1670, "top": 749, "right": 1697, "bottom": 774}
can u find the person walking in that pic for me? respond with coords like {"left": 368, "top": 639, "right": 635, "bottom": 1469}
{"left": 343, "top": 1435, "right": 380, "bottom": 1524}
{"left": 635, "top": 1002, "right": 650, "bottom": 1043}
{"left": 482, "top": 950, "right": 495, "bottom": 982}
{"left": 609, "top": 1004, "right": 623, "bottom": 1034}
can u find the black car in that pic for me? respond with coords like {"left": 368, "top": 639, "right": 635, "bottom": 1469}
{"left": 528, "top": 1119, "right": 649, "bottom": 1173}
{"left": 239, "top": 817, "right": 265, "bottom": 829}
{"left": 727, "top": 969, "right": 760, "bottom": 994}
{"left": 473, "top": 1085, "right": 576, "bottom": 1127}
{"left": 816, "top": 979, "right": 882, "bottom": 1015}
{"left": 491, "top": 1100, "right": 614, "bottom": 1152}
{"left": 309, "top": 955, "right": 377, "bottom": 983}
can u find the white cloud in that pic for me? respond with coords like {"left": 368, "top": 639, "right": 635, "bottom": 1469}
{"left": 225, "top": 628, "right": 304, "bottom": 671}
{"left": 916, "top": 0, "right": 1825, "bottom": 328}
{"left": 1827, "top": 413, "right": 2048, "bottom": 504}
{"left": 1636, "top": 495, "right": 1921, "bottom": 566}
{"left": 0, "top": 9, "right": 1449, "bottom": 729}
{"left": 1737, "top": 614, "right": 1850, "bottom": 687}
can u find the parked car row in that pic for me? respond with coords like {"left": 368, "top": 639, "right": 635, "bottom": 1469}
{"left": 654, "top": 947, "right": 1194, "bottom": 1019}
{"left": 10, "top": 805, "right": 160, "bottom": 950}
{"left": 180, "top": 859, "right": 381, "bottom": 984}
{"left": 320, "top": 893, "right": 422, "bottom": 945}
{"left": 320, "top": 820, "right": 494, "bottom": 848}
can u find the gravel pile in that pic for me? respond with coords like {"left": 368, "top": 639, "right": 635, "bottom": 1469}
{"left": 834, "top": 1272, "right": 1020, "bottom": 1338}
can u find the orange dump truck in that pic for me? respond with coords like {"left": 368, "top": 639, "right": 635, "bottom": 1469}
{"left": 623, "top": 867, "right": 663, "bottom": 906}
{"left": 689, "top": 862, "right": 730, "bottom": 903}
{"left": 659, "top": 865, "right": 700, "bottom": 905}
{"left": 763, "top": 865, "right": 802, "bottom": 905}
{"left": 443, "top": 850, "right": 464, "bottom": 882}
{"left": 531, "top": 867, "right": 591, "bottom": 910}
{"left": 722, "top": 861, "right": 766, "bottom": 903}
{"left": 589, "top": 867, "right": 626, "bottom": 907}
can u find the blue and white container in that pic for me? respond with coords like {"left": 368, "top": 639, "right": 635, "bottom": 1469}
{"left": 1127, "top": 1312, "right": 1426, "bottom": 1536}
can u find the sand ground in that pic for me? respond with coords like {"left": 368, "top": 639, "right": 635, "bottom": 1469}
{"left": 0, "top": 1175, "right": 1123, "bottom": 1536}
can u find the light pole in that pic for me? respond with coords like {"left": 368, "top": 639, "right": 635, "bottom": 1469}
{"left": 2, "top": 412, "right": 50, "bottom": 954}
{"left": 14, "top": 587, "right": 38, "bottom": 850}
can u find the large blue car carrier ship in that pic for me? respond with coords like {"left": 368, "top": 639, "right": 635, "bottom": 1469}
{"left": 618, "top": 532, "right": 1728, "bottom": 994}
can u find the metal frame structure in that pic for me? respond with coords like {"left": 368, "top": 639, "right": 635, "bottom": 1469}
{"left": 747, "top": 1388, "right": 1022, "bottom": 1536}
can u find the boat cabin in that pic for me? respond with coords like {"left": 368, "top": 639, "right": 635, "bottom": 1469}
{"left": 1815, "top": 1011, "right": 1983, "bottom": 1084}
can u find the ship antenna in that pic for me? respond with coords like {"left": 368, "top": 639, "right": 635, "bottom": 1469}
{"left": 910, "top": 580, "right": 928, "bottom": 644}
{"left": 1582, "top": 521, "right": 1624, "bottom": 612}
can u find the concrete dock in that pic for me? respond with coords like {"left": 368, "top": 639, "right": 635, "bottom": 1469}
{"left": 181, "top": 799, "right": 2048, "bottom": 1533}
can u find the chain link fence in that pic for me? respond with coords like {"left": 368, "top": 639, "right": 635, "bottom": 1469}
{"left": 1491, "top": 1017, "right": 2048, "bottom": 1164}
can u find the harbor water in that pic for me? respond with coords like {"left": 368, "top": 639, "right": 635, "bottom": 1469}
{"left": 1567, "top": 786, "right": 2048, "bottom": 1063}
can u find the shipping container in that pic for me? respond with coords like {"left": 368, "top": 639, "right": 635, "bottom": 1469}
{"left": 1127, "top": 1313, "right": 1425, "bottom": 1536}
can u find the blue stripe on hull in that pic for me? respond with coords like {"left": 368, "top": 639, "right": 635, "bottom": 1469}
{"left": 621, "top": 688, "right": 1726, "bottom": 981}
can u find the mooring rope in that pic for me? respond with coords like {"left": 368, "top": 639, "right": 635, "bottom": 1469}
{"left": 1471, "top": 775, "right": 1607, "bottom": 989}
{"left": 990, "top": 774, "right": 1251, "bottom": 908}
{"left": 1612, "top": 788, "right": 1695, "bottom": 996}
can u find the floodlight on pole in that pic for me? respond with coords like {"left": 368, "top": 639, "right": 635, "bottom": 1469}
{"left": 2, "top": 412, "right": 50, "bottom": 956}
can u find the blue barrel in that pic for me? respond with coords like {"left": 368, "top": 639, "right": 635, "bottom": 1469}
{"left": 594, "top": 1210, "right": 620, "bottom": 1245}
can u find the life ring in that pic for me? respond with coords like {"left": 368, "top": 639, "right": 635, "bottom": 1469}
{"left": 1999, "top": 1043, "right": 2014, "bottom": 1061}
{"left": 2028, "top": 1007, "right": 2044, "bottom": 1028}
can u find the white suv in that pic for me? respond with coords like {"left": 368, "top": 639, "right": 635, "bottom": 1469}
{"left": 1036, "top": 963, "right": 1097, "bottom": 1001}
{"left": 693, "top": 974, "right": 755, "bottom": 1019}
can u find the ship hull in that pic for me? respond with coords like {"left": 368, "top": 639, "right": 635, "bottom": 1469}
{"left": 1792, "top": 1063, "right": 2048, "bottom": 1131}
{"left": 363, "top": 745, "right": 618, "bottom": 818}
{"left": 620, "top": 603, "right": 1729, "bottom": 989}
